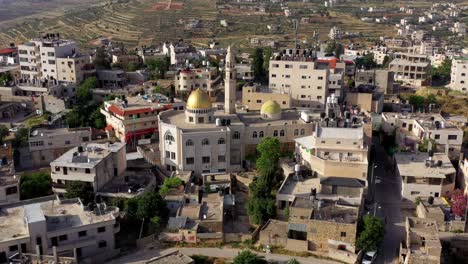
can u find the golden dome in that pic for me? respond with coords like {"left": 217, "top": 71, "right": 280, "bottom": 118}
{"left": 260, "top": 100, "right": 282, "bottom": 115}
{"left": 186, "top": 88, "right": 212, "bottom": 110}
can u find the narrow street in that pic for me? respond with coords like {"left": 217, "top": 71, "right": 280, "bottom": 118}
{"left": 370, "top": 137, "right": 405, "bottom": 264}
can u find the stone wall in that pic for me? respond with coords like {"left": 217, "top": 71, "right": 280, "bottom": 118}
{"left": 307, "top": 220, "right": 357, "bottom": 251}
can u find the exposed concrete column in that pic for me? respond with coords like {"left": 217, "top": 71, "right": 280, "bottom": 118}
{"left": 52, "top": 246, "right": 58, "bottom": 263}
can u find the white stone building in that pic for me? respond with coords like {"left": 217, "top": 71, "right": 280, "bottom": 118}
{"left": 0, "top": 196, "right": 119, "bottom": 263}
{"left": 50, "top": 143, "right": 126, "bottom": 194}
{"left": 449, "top": 57, "right": 468, "bottom": 93}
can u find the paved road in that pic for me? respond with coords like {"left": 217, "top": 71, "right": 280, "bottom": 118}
{"left": 110, "top": 247, "right": 341, "bottom": 264}
{"left": 369, "top": 137, "right": 405, "bottom": 264}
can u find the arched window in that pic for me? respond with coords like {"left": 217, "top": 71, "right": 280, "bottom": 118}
{"left": 300, "top": 129, "right": 305, "bottom": 135}
{"left": 186, "top": 139, "right": 194, "bottom": 146}
{"left": 218, "top": 138, "right": 225, "bottom": 144}
{"left": 233, "top": 131, "right": 240, "bottom": 139}
{"left": 165, "top": 132, "right": 174, "bottom": 142}
{"left": 273, "top": 130, "right": 278, "bottom": 137}
{"left": 294, "top": 129, "right": 299, "bottom": 136}
{"left": 259, "top": 131, "right": 264, "bottom": 138}
{"left": 280, "top": 130, "right": 285, "bottom": 137}
{"left": 202, "top": 139, "right": 210, "bottom": 146}
{"left": 253, "top": 131, "right": 258, "bottom": 138}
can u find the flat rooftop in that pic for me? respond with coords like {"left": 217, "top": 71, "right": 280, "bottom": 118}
{"left": 383, "top": 112, "right": 461, "bottom": 131}
{"left": 29, "top": 127, "right": 91, "bottom": 139}
{"left": 311, "top": 199, "right": 359, "bottom": 224}
{"left": 278, "top": 176, "right": 320, "bottom": 198}
{"left": 0, "top": 162, "right": 17, "bottom": 187}
{"left": 51, "top": 142, "right": 125, "bottom": 169}
{"left": 0, "top": 198, "right": 118, "bottom": 242}
{"left": 147, "top": 251, "right": 194, "bottom": 264}
{"left": 395, "top": 152, "right": 456, "bottom": 178}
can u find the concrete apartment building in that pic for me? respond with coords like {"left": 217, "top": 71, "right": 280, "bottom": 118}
{"left": 449, "top": 57, "right": 468, "bottom": 93}
{"left": 295, "top": 126, "right": 369, "bottom": 183}
{"left": 28, "top": 126, "right": 93, "bottom": 169}
{"left": 241, "top": 83, "right": 291, "bottom": 111}
{"left": 389, "top": 51, "right": 431, "bottom": 87}
{"left": 269, "top": 54, "right": 329, "bottom": 108}
{"left": 0, "top": 196, "right": 120, "bottom": 263}
{"left": 18, "top": 34, "right": 85, "bottom": 86}
{"left": 355, "top": 69, "right": 395, "bottom": 94}
{"left": 50, "top": 142, "right": 126, "bottom": 194}
{"left": 382, "top": 113, "right": 464, "bottom": 160}
{"left": 395, "top": 152, "right": 456, "bottom": 201}
{"left": 345, "top": 85, "right": 384, "bottom": 113}
{"left": 100, "top": 94, "right": 185, "bottom": 148}
{"left": 399, "top": 217, "right": 441, "bottom": 264}
{"left": 174, "top": 67, "right": 220, "bottom": 94}
{"left": 111, "top": 54, "right": 140, "bottom": 68}
{"left": 56, "top": 54, "right": 94, "bottom": 84}
{"left": 96, "top": 69, "right": 126, "bottom": 89}
{"left": 0, "top": 143, "right": 19, "bottom": 205}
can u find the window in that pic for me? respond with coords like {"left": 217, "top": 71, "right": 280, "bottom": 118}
{"left": 59, "top": 235, "right": 68, "bottom": 241}
{"left": 301, "top": 95, "right": 306, "bottom": 98}
{"left": 402, "top": 123, "right": 407, "bottom": 128}
{"left": 300, "top": 129, "right": 305, "bottom": 135}
{"left": 273, "top": 130, "right": 278, "bottom": 137}
{"left": 317, "top": 86, "right": 322, "bottom": 90}
{"left": 448, "top": 135, "right": 458, "bottom": 140}
{"left": 253, "top": 131, "right": 258, "bottom": 138}
{"left": 318, "top": 76, "right": 323, "bottom": 80}
{"left": 78, "top": 231, "right": 87, "bottom": 237}
{"left": 272, "top": 64, "right": 279, "bottom": 68}
{"left": 259, "top": 131, "right": 264, "bottom": 138}
{"left": 285, "top": 64, "right": 293, "bottom": 69}
{"left": 233, "top": 131, "right": 240, "bottom": 139}
{"left": 218, "top": 138, "right": 225, "bottom": 144}
{"left": 337, "top": 141, "right": 341, "bottom": 144}
{"left": 9, "top": 245, "right": 18, "bottom": 252}
{"left": 340, "top": 232, "right": 346, "bottom": 238}
{"left": 97, "top": 227, "right": 106, "bottom": 233}
{"left": 189, "top": 116, "right": 194, "bottom": 122}
{"left": 218, "top": 155, "right": 226, "bottom": 162}
{"left": 202, "top": 156, "right": 210, "bottom": 163}
{"left": 85, "top": 168, "right": 91, "bottom": 174}
{"left": 186, "top": 157, "right": 194, "bottom": 164}
{"left": 202, "top": 138, "right": 210, "bottom": 145}
{"left": 285, "top": 75, "right": 291, "bottom": 78}
{"left": 411, "top": 191, "right": 420, "bottom": 195}
{"left": 256, "top": 100, "right": 262, "bottom": 103}
{"left": 171, "top": 152, "right": 175, "bottom": 159}
{"left": 317, "top": 96, "right": 322, "bottom": 100}
{"left": 434, "top": 134, "right": 440, "bottom": 139}
{"left": 198, "top": 117, "right": 204, "bottom": 123}
{"left": 48, "top": 60, "right": 55, "bottom": 65}
{"left": 301, "top": 76, "right": 307, "bottom": 79}
{"left": 280, "top": 130, "right": 285, "bottom": 136}
{"left": 186, "top": 139, "right": 194, "bottom": 146}
{"left": 98, "top": 241, "right": 107, "bottom": 248}
{"left": 165, "top": 132, "right": 174, "bottom": 142}
{"left": 294, "top": 129, "right": 299, "bottom": 136}
{"left": 165, "top": 151, "right": 170, "bottom": 158}
{"left": 6, "top": 186, "right": 17, "bottom": 195}
{"left": 272, "top": 74, "right": 277, "bottom": 77}
{"left": 299, "top": 65, "right": 308, "bottom": 69}
{"left": 47, "top": 52, "right": 55, "bottom": 56}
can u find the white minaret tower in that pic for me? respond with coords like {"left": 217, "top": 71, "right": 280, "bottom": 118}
{"left": 225, "top": 46, "right": 236, "bottom": 114}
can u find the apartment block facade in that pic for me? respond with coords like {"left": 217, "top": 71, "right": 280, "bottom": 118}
{"left": 50, "top": 142, "right": 126, "bottom": 193}
{"left": 0, "top": 197, "right": 119, "bottom": 263}
{"left": 269, "top": 58, "right": 329, "bottom": 108}
{"left": 450, "top": 57, "right": 468, "bottom": 93}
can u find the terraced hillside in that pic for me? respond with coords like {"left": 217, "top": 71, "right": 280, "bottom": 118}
{"left": 1, "top": 0, "right": 464, "bottom": 49}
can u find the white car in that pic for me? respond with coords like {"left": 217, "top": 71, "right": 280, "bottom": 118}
{"left": 362, "top": 251, "right": 377, "bottom": 264}
{"left": 8, "top": 127, "right": 18, "bottom": 133}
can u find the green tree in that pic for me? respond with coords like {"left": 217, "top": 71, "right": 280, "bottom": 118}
{"left": 93, "top": 47, "right": 111, "bottom": 69}
{"left": 159, "top": 177, "right": 183, "bottom": 196}
{"left": 135, "top": 192, "right": 168, "bottom": 220}
{"left": 408, "top": 95, "right": 425, "bottom": 111}
{"left": 356, "top": 215, "right": 385, "bottom": 252}
{"left": 263, "top": 46, "right": 272, "bottom": 73}
{"left": 0, "top": 72, "right": 12, "bottom": 86}
{"left": 252, "top": 48, "right": 266, "bottom": 82}
{"left": 381, "top": 55, "right": 392, "bottom": 68}
{"left": 126, "top": 62, "right": 139, "bottom": 72}
{"left": 233, "top": 250, "right": 267, "bottom": 264}
{"left": 146, "top": 57, "right": 170, "bottom": 79}
{"left": 64, "top": 181, "right": 94, "bottom": 204}
{"left": 90, "top": 108, "right": 106, "bottom": 129}
{"left": 0, "top": 125, "right": 9, "bottom": 143}
{"left": 288, "top": 259, "right": 300, "bottom": 264}
{"left": 430, "top": 58, "right": 452, "bottom": 80}
{"left": 356, "top": 53, "right": 377, "bottom": 70}
{"left": 20, "top": 171, "right": 52, "bottom": 200}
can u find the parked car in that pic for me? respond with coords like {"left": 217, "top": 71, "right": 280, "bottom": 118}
{"left": 361, "top": 251, "right": 377, "bottom": 264}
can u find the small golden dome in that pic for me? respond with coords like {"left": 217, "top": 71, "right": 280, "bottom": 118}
{"left": 186, "top": 88, "right": 212, "bottom": 110}
{"left": 260, "top": 100, "right": 281, "bottom": 115}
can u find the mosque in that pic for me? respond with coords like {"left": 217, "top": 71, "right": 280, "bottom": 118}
{"left": 158, "top": 47, "right": 316, "bottom": 176}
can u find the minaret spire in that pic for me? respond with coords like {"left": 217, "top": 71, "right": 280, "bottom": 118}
{"left": 225, "top": 46, "right": 236, "bottom": 114}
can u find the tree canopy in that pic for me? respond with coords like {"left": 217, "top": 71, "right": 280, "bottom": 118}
{"left": 233, "top": 250, "right": 267, "bottom": 264}
{"left": 451, "top": 189, "right": 467, "bottom": 217}
{"left": 0, "top": 125, "right": 9, "bottom": 143}
{"left": 356, "top": 215, "right": 385, "bottom": 252}
{"left": 356, "top": 53, "right": 377, "bottom": 70}
{"left": 159, "top": 177, "right": 184, "bottom": 196}
{"left": 146, "top": 57, "right": 170, "bottom": 79}
{"left": 246, "top": 137, "right": 281, "bottom": 224}
{"left": 93, "top": 47, "right": 111, "bottom": 69}
{"left": 252, "top": 48, "right": 267, "bottom": 82}
{"left": 20, "top": 171, "right": 52, "bottom": 200}
{"left": 64, "top": 181, "right": 94, "bottom": 204}
{"left": 429, "top": 58, "right": 452, "bottom": 84}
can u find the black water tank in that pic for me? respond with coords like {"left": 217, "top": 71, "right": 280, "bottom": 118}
{"left": 428, "top": 196, "right": 434, "bottom": 205}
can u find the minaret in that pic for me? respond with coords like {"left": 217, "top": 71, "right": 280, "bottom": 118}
{"left": 225, "top": 46, "right": 236, "bottom": 114}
